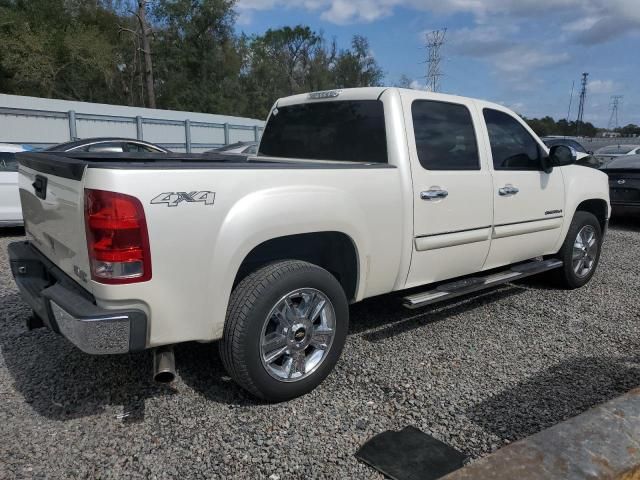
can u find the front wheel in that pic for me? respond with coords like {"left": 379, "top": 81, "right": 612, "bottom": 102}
{"left": 553, "top": 211, "right": 603, "bottom": 289}
{"left": 220, "top": 260, "right": 349, "bottom": 402}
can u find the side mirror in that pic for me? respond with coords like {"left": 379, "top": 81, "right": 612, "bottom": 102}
{"left": 549, "top": 144, "right": 577, "bottom": 167}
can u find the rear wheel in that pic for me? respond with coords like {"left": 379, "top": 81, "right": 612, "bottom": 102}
{"left": 553, "top": 211, "right": 602, "bottom": 289}
{"left": 220, "top": 260, "right": 349, "bottom": 402}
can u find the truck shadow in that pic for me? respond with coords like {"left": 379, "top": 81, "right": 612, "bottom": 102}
{"left": 349, "top": 285, "right": 527, "bottom": 341}
{"left": 466, "top": 355, "right": 640, "bottom": 445}
{"left": 0, "top": 226, "right": 25, "bottom": 238}
{"left": 0, "top": 293, "right": 172, "bottom": 422}
{"left": 174, "top": 342, "right": 262, "bottom": 406}
{"left": 609, "top": 215, "right": 640, "bottom": 232}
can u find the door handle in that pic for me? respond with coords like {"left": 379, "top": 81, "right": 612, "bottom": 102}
{"left": 421, "top": 189, "right": 449, "bottom": 200}
{"left": 498, "top": 185, "right": 519, "bottom": 196}
{"left": 32, "top": 175, "right": 48, "bottom": 200}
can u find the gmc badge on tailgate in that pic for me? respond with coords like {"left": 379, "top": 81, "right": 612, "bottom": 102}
{"left": 151, "top": 191, "right": 216, "bottom": 207}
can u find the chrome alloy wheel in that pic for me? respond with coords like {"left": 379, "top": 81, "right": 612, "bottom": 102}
{"left": 260, "top": 288, "right": 336, "bottom": 382}
{"left": 572, "top": 225, "right": 598, "bottom": 278}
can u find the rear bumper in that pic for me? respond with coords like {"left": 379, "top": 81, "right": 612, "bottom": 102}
{"left": 8, "top": 241, "right": 147, "bottom": 354}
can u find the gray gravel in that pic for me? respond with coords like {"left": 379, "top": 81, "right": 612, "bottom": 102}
{"left": 1, "top": 219, "right": 639, "bottom": 479}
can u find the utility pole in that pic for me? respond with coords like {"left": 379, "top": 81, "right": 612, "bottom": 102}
{"left": 137, "top": 0, "right": 156, "bottom": 109}
{"left": 425, "top": 29, "right": 446, "bottom": 92}
{"left": 566, "top": 80, "right": 575, "bottom": 123}
{"left": 575, "top": 72, "right": 588, "bottom": 136}
{"left": 607, "top": 95, "right": 623, "bottom": 131}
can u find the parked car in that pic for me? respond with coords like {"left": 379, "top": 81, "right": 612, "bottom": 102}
{"left": 45, "top": 137, "right": 170, "bottom": 153}
{"left": 601, "top": 154, "right": 640, "bottom": 216}
{"left": 0, "top": 143, "right": 32, "bottom": 227}
{"left": 542, "top": 137, "right": 598, "bottom": 168}
{"left": 594, "top": 144, "right": 640, "bottom": 167}
{"left": 10, "top": 87, "right": 610, "bottom": 402}
{"left": 207, "top": 141, "right": 258, "bottom": 155}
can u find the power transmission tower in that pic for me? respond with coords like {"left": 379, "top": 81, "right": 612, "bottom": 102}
{"left": 425, "top": 29, "right": 447, "bottom": 92}
{"left": 575, "top": 72, "right": 589, "bottom": 135}
{"left": 607, "top": 95, "right": 623, "bottom": 131}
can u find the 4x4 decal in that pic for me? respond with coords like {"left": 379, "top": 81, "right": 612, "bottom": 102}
{"left": 151, "top": 191, "right": 216, "bottom": 207}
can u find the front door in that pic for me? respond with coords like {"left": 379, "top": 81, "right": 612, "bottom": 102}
{"left": 479, "top": 107, "right": 566, "bottom": 270}
{"left": 403, "top": 94, "right": 494, "bottom": 288}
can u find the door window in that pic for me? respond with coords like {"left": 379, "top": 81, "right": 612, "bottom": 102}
{"left": 483, "top": 109, "right": 542, "bottom": 170}
{"left": 412, "top": 100, "right": 480, "bottom": 170}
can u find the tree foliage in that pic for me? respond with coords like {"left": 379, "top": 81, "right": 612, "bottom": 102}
{"left": 0, "top": 0, "right": 384, "bottom": 119}
{"left": 524, "top": 115, "right": 598, "bottom": 138}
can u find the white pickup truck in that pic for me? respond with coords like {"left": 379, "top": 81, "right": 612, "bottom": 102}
{"left": 9, "top": 88, "right": 610, "bottom": 401}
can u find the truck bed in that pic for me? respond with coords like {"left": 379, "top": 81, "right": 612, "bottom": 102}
{"left": 18, "top": 152, "right": 394, "bottom": 180}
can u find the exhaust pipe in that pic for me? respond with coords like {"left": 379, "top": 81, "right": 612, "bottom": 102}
{"left": 153, "top": 345, "right": 176, "bottom": 384}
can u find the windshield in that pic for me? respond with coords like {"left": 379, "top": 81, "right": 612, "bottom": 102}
{"left": 217, "top": 142, "right": 248, "bottom": 152}
{"left": 598, "top": 145, "right": 638, "bottom": 155}
{"left": 259, "top": 100, "right": 388, "bottom": 163}
{"left": 544, "top": 139, "right": 587, "bottom": 153}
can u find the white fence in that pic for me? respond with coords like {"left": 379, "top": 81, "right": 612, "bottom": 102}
{"left": 0, "top": 94, "right": 265, "bottom": 153}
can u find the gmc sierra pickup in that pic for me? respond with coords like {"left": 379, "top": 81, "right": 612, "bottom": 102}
{"left": 9, "top": 88, "right": 610, "bottom": 402}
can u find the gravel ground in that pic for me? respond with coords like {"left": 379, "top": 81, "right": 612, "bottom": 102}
{"left": 1, "top": 219, "right": 639, "bottom": 479}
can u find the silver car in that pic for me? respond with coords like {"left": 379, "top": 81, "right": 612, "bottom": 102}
{"left": 0, "top": 143, "right": 30, "bottom": 227}
{"left": 207, "top": 141, "right": 259, "bottom": 156}
{"left": 45, "top": 137, "right": 170, "bottom": 153}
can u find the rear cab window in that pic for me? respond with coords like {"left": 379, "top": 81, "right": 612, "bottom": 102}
{"left": 259, "top": 100, "right": 388, "bottom": 163}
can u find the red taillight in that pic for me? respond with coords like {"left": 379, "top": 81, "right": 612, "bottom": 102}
{"left": 84, "top": 189, "right": 151, "bottom": 284}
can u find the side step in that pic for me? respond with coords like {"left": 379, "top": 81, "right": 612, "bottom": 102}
{"left": 402, "top": 259, "right": 563, "bottom": 309}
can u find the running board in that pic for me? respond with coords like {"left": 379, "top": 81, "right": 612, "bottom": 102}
{"left": 402, "top": 259, "right": 563, "bottom": 309}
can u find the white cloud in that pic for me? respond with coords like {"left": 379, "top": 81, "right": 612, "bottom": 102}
{"left": 587, "top": 79, "right": 621, "bottom": 95}
{"left": 237, "top": 0, "right": 640, "bottom": 44}
{"left": 409, "top": 79, "right": 428, "bottom": 90}
{"left": 447, "top": 24, "right": 570, "bottom": 87}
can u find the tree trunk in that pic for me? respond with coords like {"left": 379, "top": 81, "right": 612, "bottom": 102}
{"left": 137, "top": 0, "right": 156, "bottom": 109}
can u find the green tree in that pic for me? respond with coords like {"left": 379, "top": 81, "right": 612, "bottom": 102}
{"left": 0, "top": 1, "right": 384, "bottom": 119}
{"left": 333, "top": 35, "right": 383, "bottom": 88}
{"left": 151, "top": 0, "right": 242, "bottom": 113}
{"left": 0, "top": 0, "right": 128, "bottom": 102}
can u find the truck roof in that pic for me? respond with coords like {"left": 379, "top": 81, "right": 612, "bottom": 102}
{"left": 275, "top": 87, "right": 503, "bottom": 111}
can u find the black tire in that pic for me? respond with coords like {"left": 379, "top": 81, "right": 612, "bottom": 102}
{"left": 219, "top": 260, "right": 349, "bottom": 402}
{"left": 552, "top": 211, "right": 603, "bottom": 289}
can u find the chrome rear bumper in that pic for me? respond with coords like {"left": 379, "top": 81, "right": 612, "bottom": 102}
{"left": 8, "top": 241, "right": 147, "bottom": 354}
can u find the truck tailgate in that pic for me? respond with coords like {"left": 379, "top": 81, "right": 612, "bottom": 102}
{"left": 19, "top": 165, "right": 92, "bottom": 293}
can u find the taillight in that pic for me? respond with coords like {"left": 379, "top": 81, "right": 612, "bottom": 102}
{"left": 84, "top": 189, "right": 151, "bottom": 284}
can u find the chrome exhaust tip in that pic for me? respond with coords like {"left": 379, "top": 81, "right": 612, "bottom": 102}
{"left": 153, "top": 345, "right": 176, "bottom": 384}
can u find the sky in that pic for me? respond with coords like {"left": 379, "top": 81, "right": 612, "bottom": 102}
{"left": 235, "top": 0, "right": 640, "bottom": 127}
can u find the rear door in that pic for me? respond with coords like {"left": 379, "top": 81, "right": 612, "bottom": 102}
{"left": 403, "top": 93, "right": 494, "bottom": 288}
{"left": 479, "top": 107, "right": 565, "bottom": 270}
{"left": 0, "top": 152, "right": 22, "bottom": 224}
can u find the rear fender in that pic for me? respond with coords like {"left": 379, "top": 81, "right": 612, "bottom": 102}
{"left": 207, "top": 186, "right": 370, "bottom": 339}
